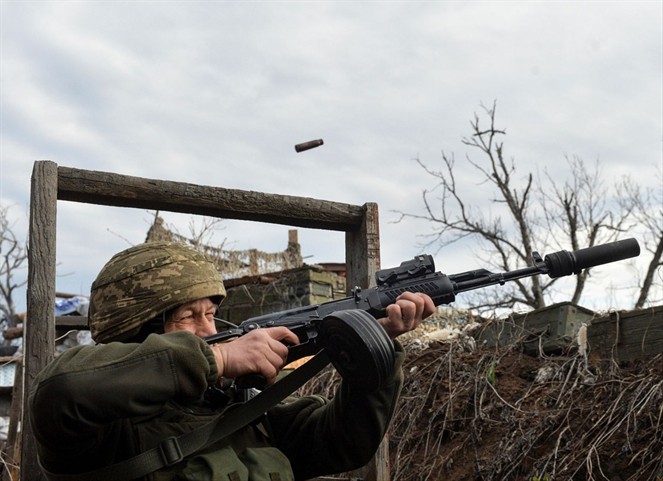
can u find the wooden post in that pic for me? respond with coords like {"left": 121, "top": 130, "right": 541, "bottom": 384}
{"left": 22, "top": 161, "right": 58, "bottom": 481}
{"left": 20, "top": 163, "right": 389, "bottom": 481}
{"left": 345, "top": 202, "right": 389, "bottom": 481}
{"left": 345, "top": 202, "right": 381, "bottom": 291}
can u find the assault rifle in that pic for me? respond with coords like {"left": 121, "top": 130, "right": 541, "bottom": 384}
{"left": 206, "top": 238, "right": 640, "bottom": 391}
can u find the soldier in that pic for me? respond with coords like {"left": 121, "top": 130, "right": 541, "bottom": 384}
{"left": 29, "top": 241, "right": 434, "bottom": 481}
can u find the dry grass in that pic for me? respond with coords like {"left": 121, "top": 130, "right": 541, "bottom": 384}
{"left": 300, "top": 328, "right": 663, "bottom": 481}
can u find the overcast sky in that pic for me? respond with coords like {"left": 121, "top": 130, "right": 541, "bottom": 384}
{"left": 1, "top": 1, "right": 661, "bottom": 312}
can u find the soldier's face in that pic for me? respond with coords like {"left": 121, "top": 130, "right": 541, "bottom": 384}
{"left": 164, "top": 297, "right": 218, "bottom": 337}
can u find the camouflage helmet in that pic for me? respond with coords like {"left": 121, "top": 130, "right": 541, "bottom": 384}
{"left": 88, "top": 241, "right": 226, "bottom": 343}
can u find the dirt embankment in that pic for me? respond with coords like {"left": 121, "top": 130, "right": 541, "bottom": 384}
{"left": 303, "top": 334, "right": 663, "bottom": 481}
{"left": 390, "top": 339, "right": 662, "bottom": 481}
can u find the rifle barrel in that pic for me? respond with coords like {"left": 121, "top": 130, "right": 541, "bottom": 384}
{"left": 546, "top": 238, "right": 640, "bottom": 278}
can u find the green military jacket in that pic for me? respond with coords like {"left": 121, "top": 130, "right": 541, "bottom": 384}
{"left": 29, "top": 331, "right": 405, "bottom": 481}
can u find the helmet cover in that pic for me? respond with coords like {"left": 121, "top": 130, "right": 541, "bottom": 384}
{"left": 88, "top": 241, "right": 226, "bottom": 343}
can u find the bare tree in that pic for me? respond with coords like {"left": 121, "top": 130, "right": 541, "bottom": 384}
{"left": 0, "top": 204, "right": 28, "bottom": 326}
{"left": 618, "top": 174, "right": 663, "bottom": 308}
{"left": 396, "top": 102, "right": 633, "bottom": 312}
{"left": 538, "top": 155, "right": 631, "bottom": 304}
{"left": 395, "top": 102, "right": 543, "bottom": 311}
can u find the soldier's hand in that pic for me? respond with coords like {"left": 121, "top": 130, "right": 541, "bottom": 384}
{"left": 378, "top": 292, "right": 435, "bottom": 339}
{"left": 210, "top": 327, "right": 300, "bottom": 384}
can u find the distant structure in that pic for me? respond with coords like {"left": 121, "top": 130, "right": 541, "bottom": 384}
{"left": 144, "top": 213, "right": 304, "bottom": 278}
{"left": 143, "top": 212, "right": 347, "bottom": 325}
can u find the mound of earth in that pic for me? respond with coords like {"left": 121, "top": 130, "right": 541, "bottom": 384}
{"left": 301, "top": 334, "right": 663, "bottom": 481}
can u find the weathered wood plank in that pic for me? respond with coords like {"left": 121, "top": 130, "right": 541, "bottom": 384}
{"left": 588, "top": 305, "right": 663, "bottom": 362}
{"left": 346, "top": 202, "right": 381, "bottom": 291}
{"left": 22, "top": 161, "right": 390, "bottom": 481}
{"left": 57, "top": 166, "right": 365, "bottom": 231}
{"left": 55, "top": 316, "right": 89, "bottom": 330}
{"left": 23, "top": 160, "right": 58, "bottom": 481}
{"left": 344, "top": 202, "right": 386, "bottom": 481}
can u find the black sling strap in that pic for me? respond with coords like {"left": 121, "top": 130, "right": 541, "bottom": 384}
{"left": 39, "top": 351, "right": 331, "bottom": 481}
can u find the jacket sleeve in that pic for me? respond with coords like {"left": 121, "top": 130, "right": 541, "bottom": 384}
{"left": 29, "top": 331, "right": 218, "bottom": 454}
{"left": 265, "top": 342, "right": 406, "bottom": 480}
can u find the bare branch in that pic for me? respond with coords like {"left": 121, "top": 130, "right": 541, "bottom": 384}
{"left": 394, "top": 102, "right": 644, "bottom": 313}
{"left": 617, "top": 173, "right": 663, "bottom": 308}
{"left": 0, "top": 204, "right": 28, "bottom": 325}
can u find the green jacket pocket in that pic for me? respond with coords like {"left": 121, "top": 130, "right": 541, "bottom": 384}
{"left": 175, "top": 445, "right": 248, "bottom": 481}
{"left": 239, "top": 447, "right": 294, "bottom": 481}
{"left": 174, "top": 446, "right": 293, "bottom": 481}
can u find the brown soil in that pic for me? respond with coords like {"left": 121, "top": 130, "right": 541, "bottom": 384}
{"left": 303, "top": 337, "right": 663, "bottom": 481}
{"left": 393, "top": 340, "right": 663, "bottom": 481}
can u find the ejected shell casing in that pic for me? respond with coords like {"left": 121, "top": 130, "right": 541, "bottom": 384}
{"left": 295, "top": 139, "right": 324, "bottom": 152}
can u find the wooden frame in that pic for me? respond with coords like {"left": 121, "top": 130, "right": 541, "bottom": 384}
{"left": 21, "top": 160, "right": 384, "bottom": 480}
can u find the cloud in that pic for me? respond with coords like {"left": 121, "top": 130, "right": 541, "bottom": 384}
{"left": 1, "top": 1, "right": 661, "bottom": 312}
